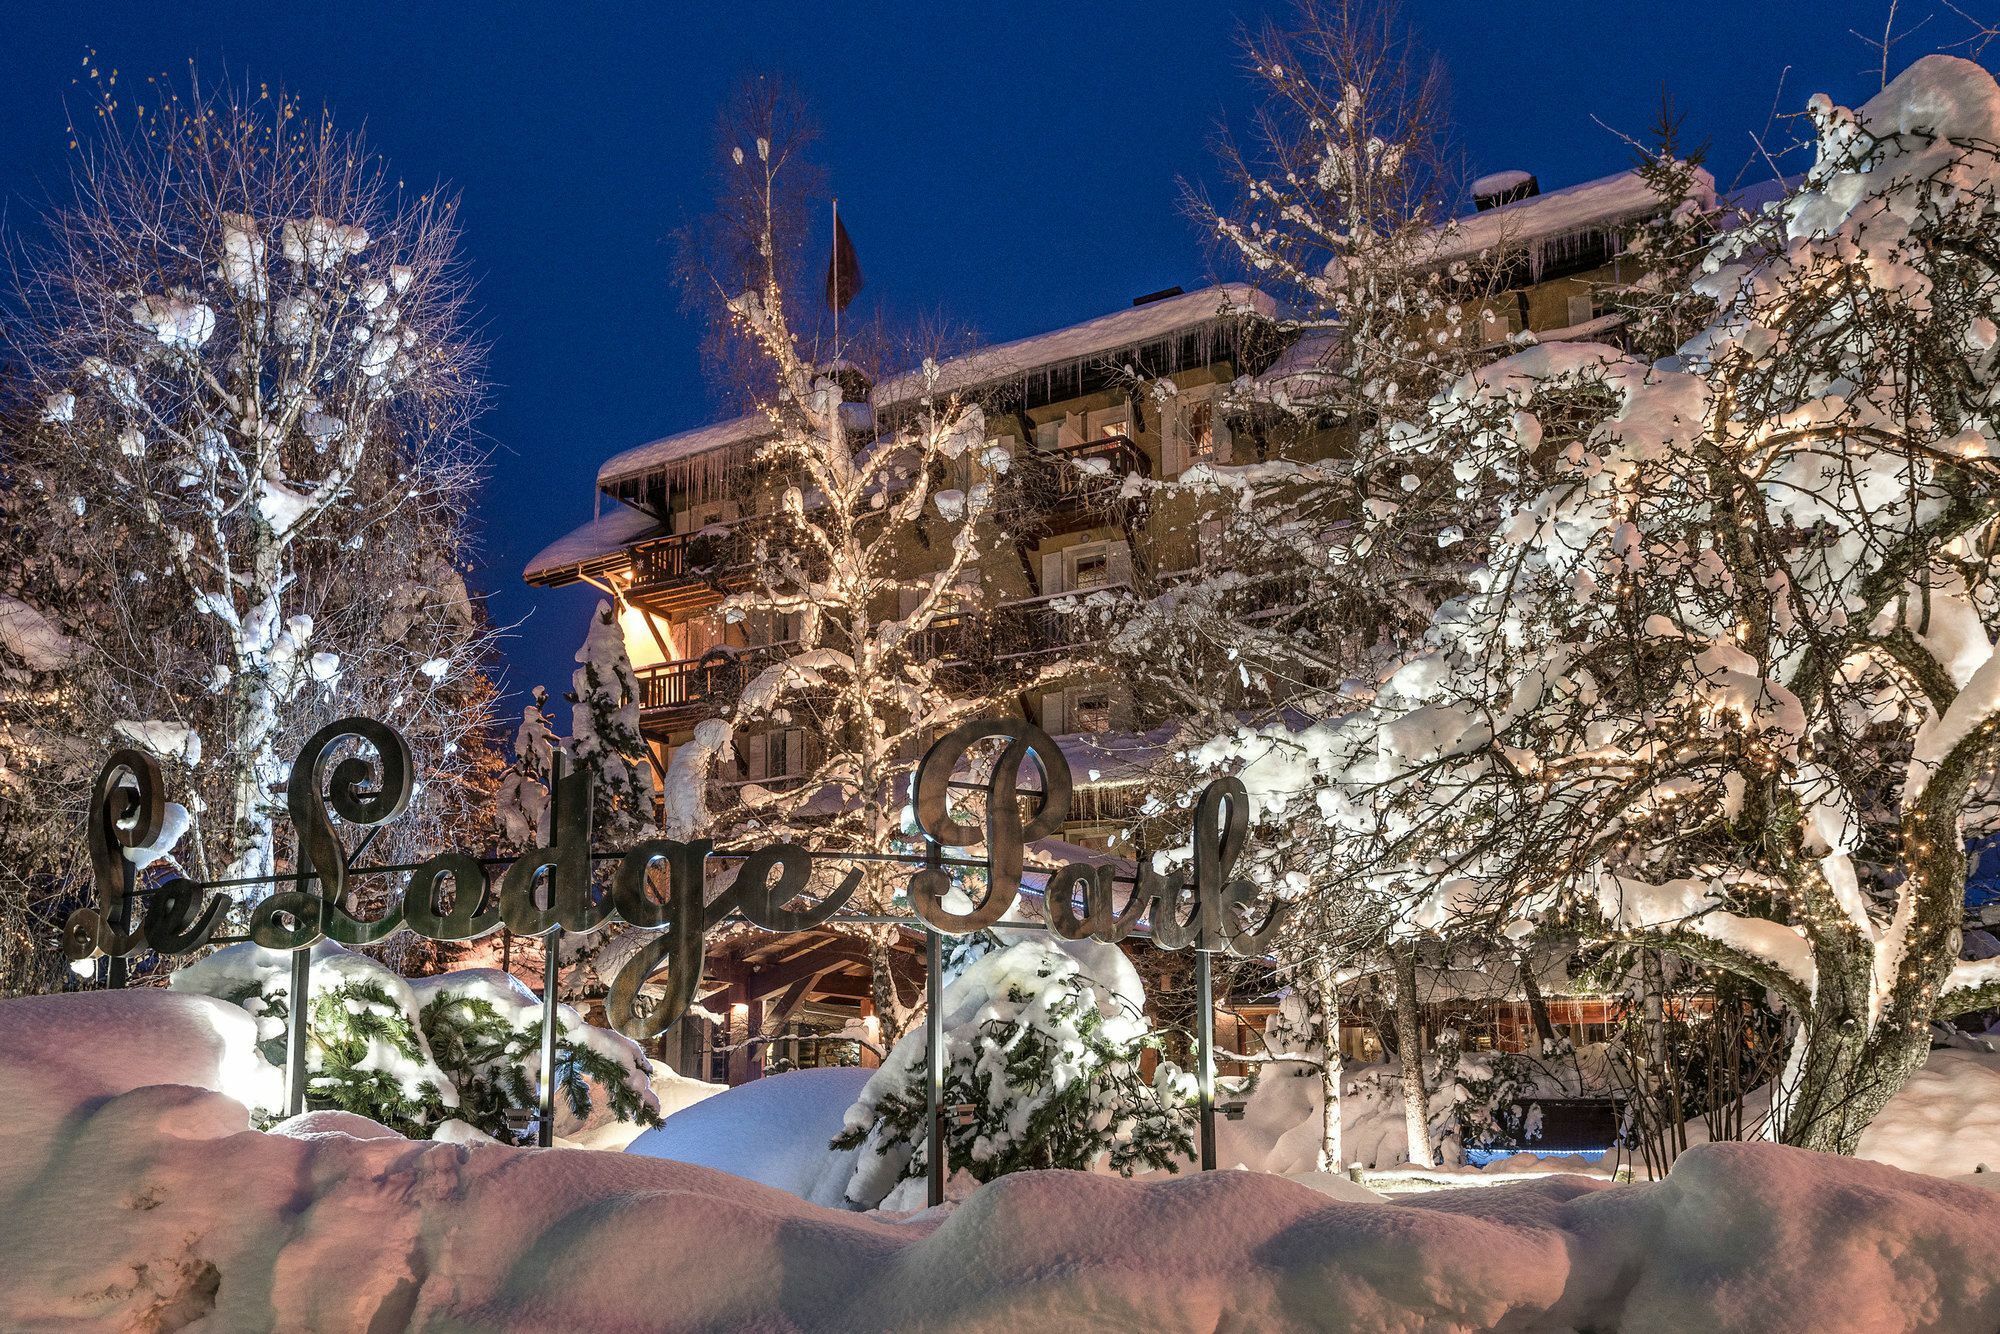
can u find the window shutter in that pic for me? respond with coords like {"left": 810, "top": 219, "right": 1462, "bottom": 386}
{"left": 1106, "top": 542, "right": 1134, "bottom": 588}
{"left": 784, "top": 730, "right": 806, "bottom": 776}
{"left": 1039, "top": 550, "right": 1064, "bottom": 595}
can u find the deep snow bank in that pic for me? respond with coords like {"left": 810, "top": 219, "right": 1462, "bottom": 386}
{"left": 1857, "top": 1049, "right": 2000, "bottom": 1178}
{"left": 4, "top": 991, "right": 2000, "bottom": 1331}
{"left": 625, "top": 1065, "right": 869, "bottom": 1204}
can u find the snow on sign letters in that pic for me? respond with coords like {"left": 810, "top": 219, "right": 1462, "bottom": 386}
{"left": 63, "top": 716, "right": 1285, "bottom": 1043}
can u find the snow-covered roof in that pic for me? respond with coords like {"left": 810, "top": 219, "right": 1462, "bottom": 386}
{"left": 1432, "top": 167, "right": 1715, "bottom": 274}
{"left": 522, "top": 503, "right": 665, "bottom": 585}
{"left": 874, "top": 283, "right": 1278, "bottom": 405}
{"left": 1718, "top": 175, "right": 1796, "bottom": 229}
{"left": 585, "top": 285, "right": 1276, "bottom": 500}
{"left": 1058, "top": 726, "right": 1175, "bottom": 788}
{"left": 596, "top": 414, "right": 772, "bottom": 491}
{"left": 1252, "top": 329, "right": 1342, "bottom": 400}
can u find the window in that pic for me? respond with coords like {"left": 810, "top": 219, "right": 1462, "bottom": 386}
{"left": 1070, "top": 549, "right": 1111, "bottom": 589}
{"left": 745, "top": 609, "right": 800, "bottom": 647}
{"left": 1070, "top": 688, "right": 1114, "bottom": 735}
{"left": 1086, "top": 406, "right": 1130, "bottom": 440}
{"left": 1184, "top": 400, "right": 1215, "bottom": 462}
{"left": 741, "top": 729, "right": 807, "bottom": 782}
{"left": 678, "top": 612, "right": 725, "bottom": 660}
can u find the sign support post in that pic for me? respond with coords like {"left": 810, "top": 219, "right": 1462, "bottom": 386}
{"left": 285, "top": 944, "right": 312, "bottom": 1117}
{"left": 925, "top": 925, "right": 945, "bottom": 1208}
{"left": 538, "top": 936, "right": 560, "bottom": 1146}
{"left": 538, "top": 754, "right": 565, "bottom": 1149}
{"left": 1196, "top": 947, "right": 1217, "bottom": 1171}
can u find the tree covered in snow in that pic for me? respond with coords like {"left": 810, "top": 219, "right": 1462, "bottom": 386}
{"left": 2, "top": 69, "right": 496, "bottom": 899}
{"left": 1102, "top": 0, "right": 1516, "bottom": 1171}
{"left": 567, "top": 599, "right": 658, "bottom": 844}
{"left": 664, "top": 85, "right": 1050, "bottom": 1042}
{"left": 1207, "top": 56, "right": 2000, "bottom": 1154}
{"left": 169, "top": 941, "right": 660, "bottom": 1142}
{"left": 830, "top": 934, "right": 1193, "bottom": 1210}
{"left": 495, "top": 685, "right": 560, "bottom": 850}
{"left": 0, "top": 448, "right": 99, "bottom": 994}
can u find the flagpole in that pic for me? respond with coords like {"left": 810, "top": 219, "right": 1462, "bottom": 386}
{"left": 832, "top": 197, "right": 840, "bottom": 346}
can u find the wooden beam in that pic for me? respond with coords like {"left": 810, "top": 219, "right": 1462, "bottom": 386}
{"left": 764, "top": 973, "right": 819, "bottom": 1033}
{"left": 747, "top": 944, "right": 872, "bottom": 999}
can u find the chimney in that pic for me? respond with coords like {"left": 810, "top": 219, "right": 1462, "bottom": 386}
{"left": 1472, "top": 171, "right": 1540, "bottom": 211}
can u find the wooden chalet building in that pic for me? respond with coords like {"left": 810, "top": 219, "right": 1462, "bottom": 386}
{"left": 524, "top": 165, "right": 1707, "bottom": 1083}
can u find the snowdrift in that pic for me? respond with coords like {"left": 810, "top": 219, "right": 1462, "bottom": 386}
{"left": 4, "top": 991, "right": 2000, "bottom": 1331}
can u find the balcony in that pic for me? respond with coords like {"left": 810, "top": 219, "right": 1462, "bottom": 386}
{"left": 989, "top": 585, "right": 1125, "bottom": 662}
{"left": 904, "top": 609, "right": 981, "bottom": 682}
{"left": 633, "top": 641, "right": 831, "bottom": 735}
{"left": 627, "top": 524, "right": 760, "bottom": 615}
{"left": 999, "top": 434, "right": 1150, "bottom": 537}
{"left": 634, "top": 653, "right": 756, "bottom": 731}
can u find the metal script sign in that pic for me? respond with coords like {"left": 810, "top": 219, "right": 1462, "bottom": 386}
{"left": 66, "top": 717, "right": 1286, "bottom": 1043}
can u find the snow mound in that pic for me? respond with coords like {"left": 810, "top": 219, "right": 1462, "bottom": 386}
{"left": 6, "top": 992, "right": 2000, "bottom": 1329}
{"left": 0, "top": 989, "right": 279, "bottom": 1159}
{"left": 269, "top": 1109, "right": 402, "bottom": 1141}
{"left": 3, "top": 1074, "right": 1998, "bottom": 1333}
{"left": 1858, "top": 1049, "right": 2000, "bottom": 1178}
{"left": 626, "top": 1066, "right": 869, "bottom": 1207}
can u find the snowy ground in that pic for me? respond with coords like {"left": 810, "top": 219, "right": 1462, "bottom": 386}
{"left": 4, "top": 990, "right": 2000, "bottom": 1330}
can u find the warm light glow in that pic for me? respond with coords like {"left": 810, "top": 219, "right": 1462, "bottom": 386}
{"left": 620, "top": 602, "right": 673, "bottom": 668}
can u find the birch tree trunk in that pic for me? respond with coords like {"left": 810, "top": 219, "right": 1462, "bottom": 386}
{"left": 1391, "top": 942, "right": 1433, "bottom": 1167}
{"left": 1319, "top": 993, "right": 1344, "bottom": 1173}
{"left": 1518, "top": 952, "right": 1558, "bottom": 1055}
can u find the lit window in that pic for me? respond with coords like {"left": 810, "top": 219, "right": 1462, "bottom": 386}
{"left": 1184, "top": 400, "right": 1215, "bottom": 461}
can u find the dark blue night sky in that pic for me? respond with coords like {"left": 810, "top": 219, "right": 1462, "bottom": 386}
{"left": 0, "top": 1, "right": 1965, "bottom": 729}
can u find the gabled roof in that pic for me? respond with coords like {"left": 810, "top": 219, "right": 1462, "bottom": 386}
{"left": 1431, "top": 167, "right": 1716, "bottom": 274}
{"left": 523, "top": 503, "right": 664, "bottom": 586}
{"left": 874, "top": 282, "right": 1277, "bottom": 403}
{"left": 596, "top": 413, "right": 773, "bottom": 491}
{"left": 588, "top": 285, "right": 1277, "bottom": 498}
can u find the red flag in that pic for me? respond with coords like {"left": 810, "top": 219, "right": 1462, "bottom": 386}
{"left": 825, "top": 211, "right": 863, "bottom": 313}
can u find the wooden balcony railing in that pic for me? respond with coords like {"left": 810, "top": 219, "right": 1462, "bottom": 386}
{"left": 989, "top": 584, "right": 1125, "bottom": 661}
{"left": 630, "top": 524, "right": 754, "bottom": 587}
{"left": 999, "top": 434, "right": 1150, "bottom": 532}
{"left": 634, "top": 652, "right": 754, "bottom": 719}
{"left": 634, "top": 641, "right": 819, "bottom": 730}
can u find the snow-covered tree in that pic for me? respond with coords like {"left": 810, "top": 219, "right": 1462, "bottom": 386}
{"left": 1103, "top": 0, "right": 1509, "bottom": 1170}
{"left": 665, "top": 87, "right": 1051, "bottom": 1042}
{"left": 4, "top": 69, "right": 492, "bottom": 892}
{"left": 831, "top": 935, "right": 1193, "bottom": 1210}
{"left": 0, "top": 377, "right": 93, "bottom": 991}
{"left": 1211, "top": 56, "right": 2000, "bottom": 1154}
{"left": 170, "top": 941, "right": 660, "bottom": 1142}
{"left": 495, "top": 686, "right": 560, "bottom": 850}
{"left": 567, "top": 599, "right": 657, "bottom": 844}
